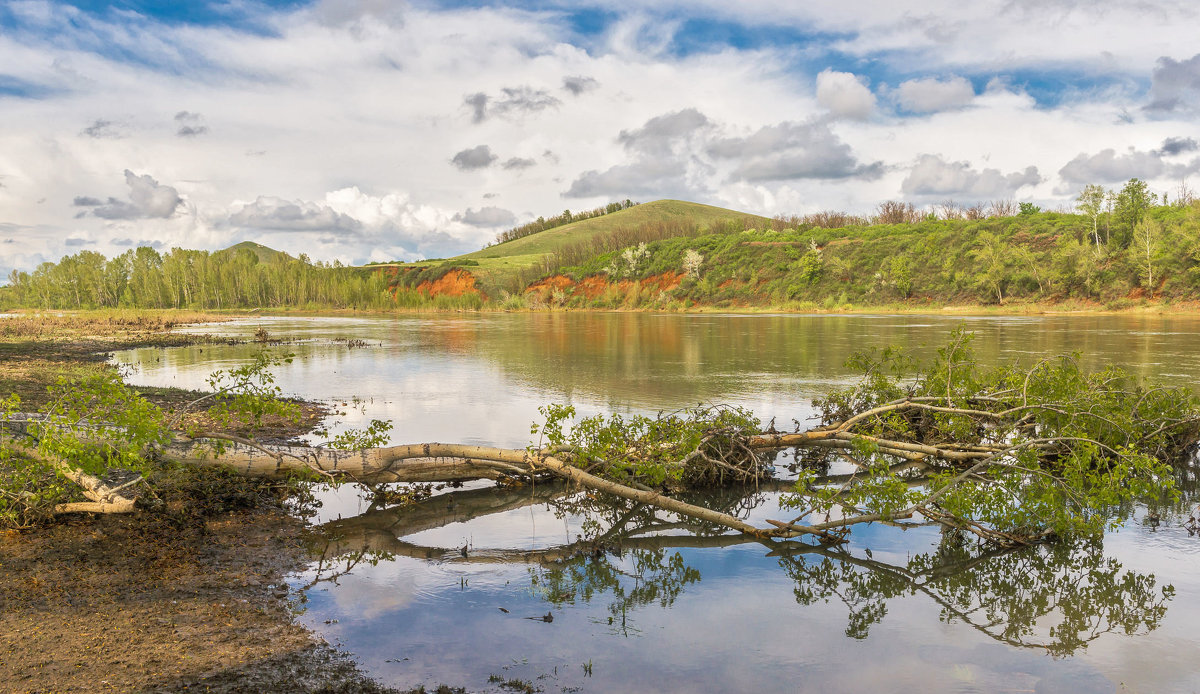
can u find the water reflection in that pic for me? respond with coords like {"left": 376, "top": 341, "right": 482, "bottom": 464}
{"left": 779, "top": 537, "right": 1171, "bottom": 655}
{"left": 112, "top": 313, "right": 1200, "bottom": 692}
{"left": 304, "top": 484, "right": 1173, "bottom": 674}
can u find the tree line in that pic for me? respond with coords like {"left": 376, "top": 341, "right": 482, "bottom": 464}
{"left": 3, "top": 246, "right": 392, "bottom": 310}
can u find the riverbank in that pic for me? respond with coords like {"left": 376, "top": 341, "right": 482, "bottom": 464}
{"left": 95, "top": 295, "right": 1200, "bottom": 319}
{"left": 0, "top": 311, "right": 420, "bottom": 693}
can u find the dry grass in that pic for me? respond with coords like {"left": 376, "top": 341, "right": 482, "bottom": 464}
{"left": 1, "top": 309, "right": 227, "bottom": 340}
{"left": 0, "top": 309, "right": 230, "bottom": 409}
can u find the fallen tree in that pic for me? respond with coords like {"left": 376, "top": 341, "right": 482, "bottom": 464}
{"left": 3, "top": 330, "right": 1199, "bottom": 547}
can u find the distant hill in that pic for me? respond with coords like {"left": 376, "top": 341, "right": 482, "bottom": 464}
{"left": 217, "top": 241, "right": 294, "bottom": 264}
{"left": 462, "top": 199, "right": 769, "bottom": 262}
{"left": 372, "top": 199, "right": 770, "bottom": 294}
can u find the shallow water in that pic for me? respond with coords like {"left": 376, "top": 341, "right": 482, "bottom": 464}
{"left": 113, "top": 312, "right": 1200, "bottom": 693}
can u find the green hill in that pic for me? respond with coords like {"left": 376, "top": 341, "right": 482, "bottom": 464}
{"left": 378, "top": 200, "right": 771, "bottom": 295}
{"left": 463, "top": 199, "right": 768, "bottom": 262}
{"left": 217, "top": 241, "right": 294, "bottom": 264}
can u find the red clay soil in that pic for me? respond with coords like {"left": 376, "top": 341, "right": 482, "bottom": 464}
{"left": 525, "top": 275, "right": 574, "bottom": 293}
{"left": 525, "top": 272, "right": 683, "bottom": 302}
{"left": 415, "top": 269, "right": 480, "bottom": 298}
{"left": 575, "top": 275, "right": 610, "bottom": 299}
{"left": 640, "top": 271, "right": 684, "bottom": 292}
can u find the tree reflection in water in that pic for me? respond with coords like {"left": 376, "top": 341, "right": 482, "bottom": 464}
{"left": 305, "top": 483, "right": 1174, "bottom": 656}
{"left": 778, "top": 535, "right": 1172, "bottom": 655}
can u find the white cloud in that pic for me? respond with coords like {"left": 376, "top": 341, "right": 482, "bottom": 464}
{"left": 893, "top": 76, "right": 975, "bottom": 113}
{"left": 901, "top": 154, "right": 1041, "bottom": 199}
{"left": 2, "top": 1, "right": 1200, "bottom": 270}
{"left": 1058, "top": 147, "right": 1200, "bottom": 185}
{"left": 815, "top": 69, "right": 876, "bottom": 120}
{"left": 75, "top": 169, "right": 184, "bottom": 220}
{"left": 228, "top": 196, "right": 361, "bottom": 233}
{"left": 1146, "top": 53, "right": 1200, "bottom": 113}
{"left": 454, "top": 206, "right": 517, "bottom": 227}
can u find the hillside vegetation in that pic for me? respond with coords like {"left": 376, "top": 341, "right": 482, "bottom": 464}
{"left": 381, "top": 199, "right": 769, "bottom": 299}
{"left": 519, "top": 200, "right": 1200, "bottom": 311}
{"left": 7, "top": 181, "right": 1200, "bottom": 313}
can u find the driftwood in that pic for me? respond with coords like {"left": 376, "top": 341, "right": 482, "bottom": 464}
{"left": 0, "top": 439, "right": 140, "bottom": 515}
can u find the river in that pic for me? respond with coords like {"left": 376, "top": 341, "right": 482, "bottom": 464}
{"left": 112, "top": 312, "right": 1200, "bottom": 693}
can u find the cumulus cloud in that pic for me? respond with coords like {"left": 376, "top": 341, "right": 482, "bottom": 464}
{"left": 567, "top": 109, "right": 884, "bottom": 198}
{"left": 1058, "top": 147, "right": 1200, "bottom": 185}
{"left": 565, "top": 108, "right": 715, "bottom": 199}
{"left": 501, "top": 157, "right": 536, "bottom": 170}
{"left": 64, "top": 237, "right": 91, "bottom": 247}
{"left": 565, "top": 158, "right": 706, "bottom": 200}
{"left": 81, "top": 119, "right": 122, "bottom": 139}
{"left": 319, "top": 186, "right": 495, "bottom": 258}
{"left": 463, "top": 86, "right": 561, "bottom": 122}
{"left": 562, "top": 75, "right": 599, "bottom": 95}
{"left": 617, "top": 108, "right": 711, "bottom": 156}
{"left": 88, "top": 170, "right": 183, "bottom": 220}
{"left": 451, "top": 145, "right": 498, "bottom": 170}
{"left": 901, "top": 154, "right": 1041, "bottom": 198}
{"left": 174, "top": 111, "right": 208, "bottom": 137}
{"left": 1146, "top": 53, "right": 1200, "bottom": 112}
{"left": 815, "top": 70, "right": 875, "bottom": 120}
{"left": 893, "top": 76, "right": 975, "bottom": 113}
{"left": 1157, "top": 136, "right": 1199, "bottom": 156}
{"left": 710, "top": 121, "right": 883, "bottom": 182}
{"left": 229, "top": 196, "right": 362, "bottom": 233}
{"left": 454, "top": 206, "right": 516, "bottom": 227}
{"left": 72, "top": 196, "right": 103, "bottom": 207}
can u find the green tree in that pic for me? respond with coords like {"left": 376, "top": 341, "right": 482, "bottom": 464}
{"left": 1076, "top": 184, "right": 1106, "bottom": 252}
{"left": 970, "top": 232, "right": 1012, "bottom": 303}
{"left": 1132, "top": 218, "right": 1164, "bottom": 292}
{"left": 1113, "top": 178, "right": 1157, "bottom": 247}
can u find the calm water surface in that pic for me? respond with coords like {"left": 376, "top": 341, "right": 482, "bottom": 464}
{"left": 112, "top": 313, "right": 1200, "bottom": 693}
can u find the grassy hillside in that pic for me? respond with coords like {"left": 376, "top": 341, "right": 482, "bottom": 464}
{"left": 516, "top": 201, "right": 1200, "bottom": 311}
{"left": 463, "top": 199, "right": 768, "bottom": 261}
{"left": 382, "top": 199, "right": 770, "bottom": 297}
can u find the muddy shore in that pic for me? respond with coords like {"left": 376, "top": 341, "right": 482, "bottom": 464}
{"left": 0, "top": 312, "right": 433, "bottom": 694}
{"left": 0, "top": 500, "right": 405, "bottom": 693}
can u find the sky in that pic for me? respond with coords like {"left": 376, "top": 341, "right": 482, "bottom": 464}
{"left": 2, "top": 0, "right": 1200, "bottom": 276}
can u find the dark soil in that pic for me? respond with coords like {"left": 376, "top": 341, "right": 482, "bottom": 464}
{"left": 0, "top": 312, "right": 431, "bottom": 693}
{"left": 0, "top": 475, "right": 410, "bottom": 693}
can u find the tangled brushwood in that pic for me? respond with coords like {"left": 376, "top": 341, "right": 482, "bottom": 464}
{"left": 764, "top": 329, "right": 1200, "bottom": 545}
{"left": 532, "top": 403, "right": 773, "bottom": 489}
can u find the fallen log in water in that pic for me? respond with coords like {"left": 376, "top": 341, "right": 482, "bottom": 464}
{"left": 6, "top": 330, "right": 1198, "bottom": 547}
